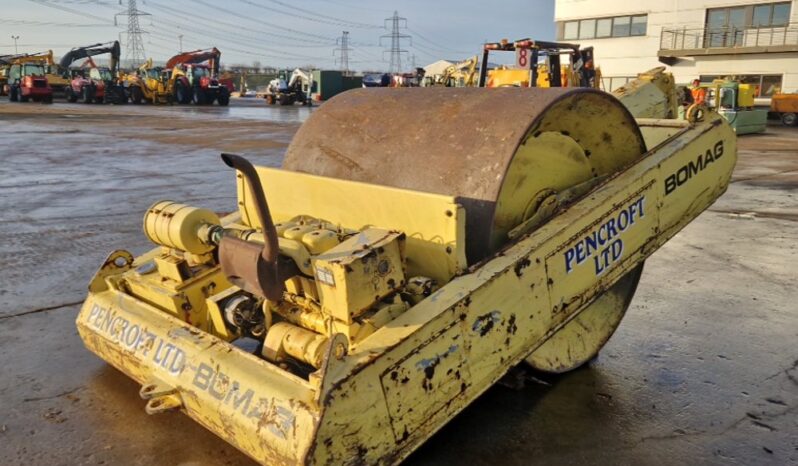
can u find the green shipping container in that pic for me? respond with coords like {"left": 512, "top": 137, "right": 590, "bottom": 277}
{"left": 312, "top": 70, "right": 363, "bottom": 101}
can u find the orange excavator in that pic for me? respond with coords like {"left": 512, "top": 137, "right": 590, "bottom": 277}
{"left": 164, "top": 47, "right": 229, "bottom": 105}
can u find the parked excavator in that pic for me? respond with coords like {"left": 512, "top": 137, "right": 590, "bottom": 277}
{"left": 425, "top": 55, "right": 479, "bottom": 87}
{"left": 4, "top": 53, "right": 53, "bottom": 103}
{"left": 165, "top": 48, "right": 230, "bottom": 106}
{"left": 59, "top": 41, "right": 125, "bottom": 104}
{"left": 78, "top": 75, "right": 736, "bottom": 464}
{"left": 264, "top": 68, "right": 312, "bottom": 105}
{"left": 478, "top": 38, "right": 598, "bottom": 89}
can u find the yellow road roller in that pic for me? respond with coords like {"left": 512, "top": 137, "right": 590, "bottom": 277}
{"left": 77, "top": 87, "right": 736, "bottom": 465}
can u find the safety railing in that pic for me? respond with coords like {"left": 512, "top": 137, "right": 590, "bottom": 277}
{"left": 660, "top": 25, "right": 798, "bottom": 52}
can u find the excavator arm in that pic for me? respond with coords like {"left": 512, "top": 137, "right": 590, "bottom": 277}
{"left": 441, "top": 55, "right": 479, "bottom": 87}
{"left": 59, "top": 41, "right": 121, "bottom": 76}
{"left": 2, "top": 51, "right": 55, "bottom": 66}
{"left": 165, "top": 48, "right": 221, "bottom": 75}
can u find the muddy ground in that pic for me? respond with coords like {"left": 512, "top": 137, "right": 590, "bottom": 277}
{"left": 0, "top": 99, "right": 796, "bottom": 466}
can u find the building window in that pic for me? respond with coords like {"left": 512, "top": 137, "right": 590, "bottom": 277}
{"left": 752, "top": 2, "right": 791, "bottom": 27}
{"left": 613, "top": 16, "right": 631, "bottom": 37}
{"left": 596, "top": 18, "right": 612, "bottom": 38}
{"left": 699, "top": 74, "right": 783, "bottom": 97}
{"left": 580, "top": 19, "right": 596, "bottom": 39}
{"left": 772, "top": 3, "right": 791, "bottom": 26}
{"left": 631, "top": 15, "right": 647, "bottom": 35}
{"left": 707, "top": 2, "right": 791, "bottom": 29}
{"left": 559, "top": 14, "right": 647, "bottom": 40}
{"left": 564, "top": 21, "right": 579, "bottom": 40}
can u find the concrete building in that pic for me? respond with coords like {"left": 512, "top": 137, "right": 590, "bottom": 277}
{"left": 554, "top": 0, "right": 798, "bottom": 100}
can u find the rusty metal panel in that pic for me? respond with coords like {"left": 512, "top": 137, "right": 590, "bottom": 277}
{"left": 380, "top": 319, "right": 470, "bottom": 441}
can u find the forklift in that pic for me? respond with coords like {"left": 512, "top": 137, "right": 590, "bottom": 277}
{"left": 477, "top": 39, "right": 598, "bottom": 89}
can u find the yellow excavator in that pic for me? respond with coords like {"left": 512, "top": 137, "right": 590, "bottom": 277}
{"left": 426, "top": 55, "right": 479, "bottom": 87}
{"left": 77, "top": 82, "right": 735, "bottom": 465}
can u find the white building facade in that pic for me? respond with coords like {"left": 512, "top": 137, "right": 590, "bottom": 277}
{"left": 554, "top": 0, "right": 798, "bottom": 99}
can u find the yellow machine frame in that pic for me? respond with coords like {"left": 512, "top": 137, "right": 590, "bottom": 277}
{"left": 77, "top": 95, "right": 735, "bottom": 464}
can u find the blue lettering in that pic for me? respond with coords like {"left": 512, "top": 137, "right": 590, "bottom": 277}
{"left": 597, "top": 224, "right": 607, "bottom": 245}
{"left": 585, "top": 231, "right": 598, "bottom": 256}
{"left": 575, "top": 242, "right": 586, "bottom": 265}
{"left": 617, "top": 210, "right": 630, "bottom": 231}
{"left": 606, "top": 218, "right": 618, "bottom": 239}
{"left": 565, "top": 248, "right": 576, "bottom": 273}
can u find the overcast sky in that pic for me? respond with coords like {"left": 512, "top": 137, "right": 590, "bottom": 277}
{"left": 1, "top": 0, "right": 555, "bottom": 70}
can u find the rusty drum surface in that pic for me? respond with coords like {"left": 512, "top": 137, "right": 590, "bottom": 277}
{"left": 283, "top": 87, "right": 646, "bottom": 263}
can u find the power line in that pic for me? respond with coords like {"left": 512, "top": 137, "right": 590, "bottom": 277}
{"left": 406, "top": 27, "right": 471, "bottom": 54}
{"left": 26, "top": 0, "right": 114, "bottom": 23}
{"left": 0, "top": 18, "right": 110, "bottom": 27}
{"left": 146, "top": 24, "right": 334, "bottom": 63}
{"left": 262, "top": 0, "right": 381, "bottom": 29}
{"left": 305, "top": 0, "right": 390, "bottom": 14}
{"left": 144, "top": 14, "right": 332, "bottom": 60}
{"left": 115, "top": 0, "right": 150, "bottom": 66}
{"left": 380, "top": 10, "right": 411, "bottom": 74}
{"left": 185, "top": 0, "right": 336, "bottom": 42}
{"left": 147, "top": 1, "right": 336, "bottom": 46}
{"left": 236, "top": 0, "right": 379, "bottom": 30}
{"left": 334, "top": 31, "right": 350, "bottom": 74}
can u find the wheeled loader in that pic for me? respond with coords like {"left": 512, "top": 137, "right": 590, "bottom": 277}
{"left": 6, "top": 60, "right": 53, "bottom": 103}
{"left": 77, "top": 86, "right": 736, "bottom": 465}
{"left": 165, "top": 48, "right": 230, "bottom": 106}
{"left": 123, "top": 59, "right": 173, "bottom": 105}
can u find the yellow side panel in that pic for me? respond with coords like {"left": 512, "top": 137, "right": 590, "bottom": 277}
{"left": 76, "top": 290, "right": 320, "bottom": 465}
{"left": 237, "top": 166, "right": 467, "bottom": 285}
{"left": 545, "top": 181, "right": 656, "bottom": 328}
{"left": 737, "top": 84, "right": 756, "bottom": 107}
{"left": 487, "top": 69, "right": 530, "bottom": 87}
{"left": 380, "top": 319, "right": 471, "bottom": 440}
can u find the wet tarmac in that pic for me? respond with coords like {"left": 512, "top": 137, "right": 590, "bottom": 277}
{"left": 0, "top": 99, "right": 796, "bottom": 465}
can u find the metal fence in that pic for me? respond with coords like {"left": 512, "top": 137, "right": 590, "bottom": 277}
{"left": 660, "top": 25, "right": 798, "bottom": 51}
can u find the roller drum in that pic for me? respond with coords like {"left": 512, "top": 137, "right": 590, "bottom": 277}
{"left": 283, "top": 87, "right": 646, "bottom": 262}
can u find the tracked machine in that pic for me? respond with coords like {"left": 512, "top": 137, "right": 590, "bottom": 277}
{"left": 77, "top": 87, "right": 736, "bottom": 465}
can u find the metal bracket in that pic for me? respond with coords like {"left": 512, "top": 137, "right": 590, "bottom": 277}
{"left": 140, "top": 379, "right": 183, "bottom": 415}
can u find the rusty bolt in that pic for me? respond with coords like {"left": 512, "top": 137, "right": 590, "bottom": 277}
{"left": 334, "top": 343, "right": 346, "bottom": 360}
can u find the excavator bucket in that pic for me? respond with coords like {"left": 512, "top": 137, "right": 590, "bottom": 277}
{"left": 77, "top": 87, "right": 736, "bottom": 464}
